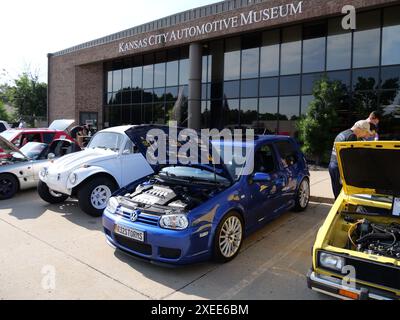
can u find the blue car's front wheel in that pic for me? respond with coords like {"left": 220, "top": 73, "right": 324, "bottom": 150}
{"left": 213, "top": 212, "right": 244, "bottom": 263}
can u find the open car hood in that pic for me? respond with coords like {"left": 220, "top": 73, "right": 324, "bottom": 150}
{"left": 0, "top": 135, "right": 27, "bottom": 159}
{"left": 48, "top": 119, "right": 75, "bottom": 131}
{"left": 124, "top": 125, "right": 233, "bottom": 182}
{"left": 336, "top": 141, "right": 400, "bottom": 197}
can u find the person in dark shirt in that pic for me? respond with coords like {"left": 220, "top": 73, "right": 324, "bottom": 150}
{"left": 329, "top": 120, "right": 373, "bottom": 199}
{"left": 365, "top": 111, "right": 381, "bottom": 141}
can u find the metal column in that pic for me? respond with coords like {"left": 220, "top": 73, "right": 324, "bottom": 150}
{"left": 188, "top": 42, "right": 202, "bottom": 130}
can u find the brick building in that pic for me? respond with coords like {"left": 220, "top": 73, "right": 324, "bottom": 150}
{"left": 49, "top": 0, "right": 400, "bottom": 139}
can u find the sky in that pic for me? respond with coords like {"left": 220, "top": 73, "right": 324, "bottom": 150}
{"left": 0, "top": 0, "right": 219, "bottom": 84}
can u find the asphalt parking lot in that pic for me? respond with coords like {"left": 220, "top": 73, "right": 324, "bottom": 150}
{"left": 0, "top": 190, "right": 332, "bottom": 300}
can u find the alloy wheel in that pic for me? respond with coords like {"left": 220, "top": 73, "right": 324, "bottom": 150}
{"left": 219, "top": 216, "right": 243, "bottom": 258}
{"left": 299, "top": 179, "right": 310, "bottom": 208}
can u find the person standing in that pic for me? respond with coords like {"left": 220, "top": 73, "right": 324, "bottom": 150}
{"left": 329, "top": 120, "right": 373, "bottom": 199}
{"left": 365, "top": 111, "right": 381, "bottom": 141}
{"left": 18, "top": 118, "right": 26, "bottom": 129}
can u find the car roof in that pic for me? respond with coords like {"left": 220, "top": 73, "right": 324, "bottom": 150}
{"left": 7, "top": 128, "right": 61, "bottom": 132}
{"left": 213, "top": 135, "right": 294, "bottom": 147}
{"left": 99, "top": 125, "right": 136, "bottom": 134}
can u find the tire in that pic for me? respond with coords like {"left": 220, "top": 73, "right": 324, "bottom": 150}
{"left": 213, "top": 211, "right": 244, "bottom": 263}
{"left": 77, "top": 176, "right": 117, "bottom": 217}
{"left": 0, "top": 173, "right": 18, "bottom": 200}
{"left": 293, "top": 178, "right": 310, "bottom": 212}
{"left": 37, "top": 180, "right": 69, "bottom": 204}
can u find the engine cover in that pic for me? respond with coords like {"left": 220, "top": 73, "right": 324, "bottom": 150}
{"left": 130, "top": 185, "right": 178, "bottom": 206}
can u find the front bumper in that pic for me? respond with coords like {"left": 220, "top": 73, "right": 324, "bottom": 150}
{"left": 102, "top": 208, "right": 212, "bottom": 265}
{"left": 307, "top": 270, "right": 398, "bottom": 300}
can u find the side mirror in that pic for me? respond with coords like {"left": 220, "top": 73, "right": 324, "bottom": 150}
{"left": 252, "top": 172, "right": 272, "bottom": 182}
{"left": 47, "top": 153, "right": 56, "bottom": 160}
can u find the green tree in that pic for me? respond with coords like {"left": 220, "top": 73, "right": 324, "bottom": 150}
{"left": 7, "top": 73, "right": 47, "bottom": 126}
{"left": 297, "top": 77, "right": 347, "bottom": 164}
{"left": 0, "top": 101, "right": 9, "bottom": 122}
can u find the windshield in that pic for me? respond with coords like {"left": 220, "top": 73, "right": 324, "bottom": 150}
{"left": 0, "top": 130, "right": 17, "bottom": 142}
{"left": 20, "top": 142, "right": 47, "bottom": 159}
{"left": 159, "top": 166, "right": 229, "bottom": 184}
{"left": 213, "top": 143, "right": 252, "bottom": 181}
{"left": 87, "top": 132, "right": 123, "bottom": 151}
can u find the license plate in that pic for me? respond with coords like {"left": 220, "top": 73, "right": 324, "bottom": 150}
{"left": 114, "top": 224, "right": 145, "bottom": 242}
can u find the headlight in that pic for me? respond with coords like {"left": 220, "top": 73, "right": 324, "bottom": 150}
{"left": 68, "top": 173, "right": 78, "bottom": 185}
{"left": 106, "top": 196, "right": 119, "bottom": 213}
{"left": 159, "top": 214, "right": 189, "bottom": 230}
{"left": 319, "top": 252, "right": 345, "bottom": 271}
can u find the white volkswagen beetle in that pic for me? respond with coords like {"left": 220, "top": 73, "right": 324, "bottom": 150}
{"left": 38, "top": 125, "right": 154, "bottom": 216}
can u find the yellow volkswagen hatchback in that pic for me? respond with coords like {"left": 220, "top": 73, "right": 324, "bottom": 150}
{"left": 308, "top": 141, "right": 400, "bottom": 300}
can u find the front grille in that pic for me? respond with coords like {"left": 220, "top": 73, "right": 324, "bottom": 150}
{"left": 114, "top": 234, "right": 152, "bottom": 255}
{"left": 345, "top": 256, "right": 400, "bottom": 291}
{"left": 115, "top": 207, "right": 159, "bottom": 226}
{"left": 317, "top": 251, "right": 400, "bottom": 291}
{"left": 159, "top": 247, "right": 181, "bottom": 259}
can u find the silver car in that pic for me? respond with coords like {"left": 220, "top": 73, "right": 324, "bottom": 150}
{"left": 0, "top": 136, "right": 81, "bottom": 200}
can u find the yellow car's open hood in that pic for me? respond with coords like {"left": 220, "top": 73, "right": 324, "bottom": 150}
{"left": 335, "top": 141, "right": 400, "bottom": 197}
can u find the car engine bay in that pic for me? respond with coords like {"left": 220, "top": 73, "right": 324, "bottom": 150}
{"left": 345, "top": 216, "right": 400, "bottom": 259}
{"left": 121, "top": 179, "right": 222, "bottom": 212}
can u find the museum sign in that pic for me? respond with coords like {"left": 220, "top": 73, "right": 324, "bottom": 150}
{"left": 118, "top": 1, "right": 304, "bottom": 53}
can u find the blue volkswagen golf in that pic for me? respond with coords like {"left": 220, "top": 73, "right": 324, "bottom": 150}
{"left": 103, "top": 125, "right": 310, "bottom": 265}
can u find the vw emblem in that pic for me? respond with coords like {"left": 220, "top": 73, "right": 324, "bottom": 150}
{"left": 130, "top": 209, "right": 140, "bottom": 222}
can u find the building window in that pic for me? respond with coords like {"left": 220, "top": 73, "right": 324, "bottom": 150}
{"left": 327, "top": 17, "right": 352, "bottom": 71}
{"left": 201, "top": 101, "right": 210, "bottom": 128}
{"left": 224, "top": 37, "right": 241, "bottom": 80}
{"left": 143, "top": 64, "right": 154, "bottom": 89}
{"left": 179, "top": 59, "right": 189, "bottom": 85}
{"left": 259, "top": 97, "right": 278, "bottom": 134}
{"left": 352, "top": 67, "right": 380, "bottom": 91}
{"left": 107, "top": 71, "right": 113, "bottom": 93}
{"left": 259, "top": 77, "right": 279, "bottom": 97}
{"left": 281, "top": 26, "right": 302, "bottom": 76}
{"left": 112, "top": 70, "right": 122, "bottom": 92}
{"left": 222, "top": 99, "right": 239, "bottom": 126}
{"left": 326, "top": 70, "right": 351, "bottom": 91}
{"left": 166, "top": 60, "right": 179, "bottom": 86}
{"left": 223, "top": 81, "right": 240, "bottom": 99}
{"left": 382, "top": 6, "right": 400, "bottom": 66}
{"left": 79, "top": 112, "right": 98, "bottom": 130}
{"left": 301, "top": 95, "right": 314, "bottom": 115}
{"left": 302, "top": 22, "right": 327, "bottom": 73}
{"left": 132, "top": 67, "right": 142, "bottom": 89}
{"left": 241, "top": 79, "right": 258, "bottom": 98}
{"left": 280, "top": 75, "right": 300, "bottom": 96}
{"left": 240, "top": 98, "right": 258, "bottom": 127}
{"left": 260, "top": 30, "right": 280, "bottom": 77}
{"left": 279, "top": 96, "right": 300, "bottom": 136}
{"left": 122, "top": 68, "right": 132, "bottom": 89}
{"left": 353, "top": 10, "right": 381, "bottom": 68}
{"left": 381, "top": 66, "right": 400, "bottom": 90}
{"left": 154, "top": 63, "right": 166, "bottom": 88}
{"left": 302, "top": 73, "right": 324, "bottom": 95}
{"left": 241, "top": 47, "right": 259, "bottom": 79}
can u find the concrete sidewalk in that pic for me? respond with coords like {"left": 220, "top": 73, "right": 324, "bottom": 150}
{"left": 309, "top": 170, "right": 334, "bottom": 204}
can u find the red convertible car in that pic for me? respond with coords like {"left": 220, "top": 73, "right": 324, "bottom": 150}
{"left": 0, "top": 119, "right": 75, "bottom": 148}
